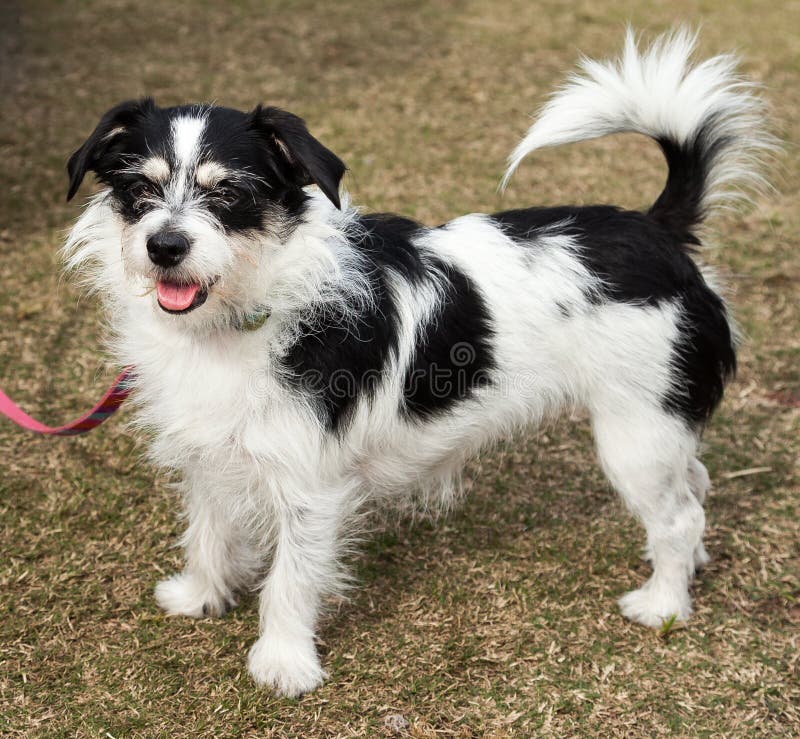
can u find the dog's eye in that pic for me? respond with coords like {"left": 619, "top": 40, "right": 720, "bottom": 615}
{"left": 128, "top": 180, "right": 150, "bottom": 199}
{"left": 123, "top": 179, "right": 158, "bottom": 216}
{"left": 215, "top": 181, "right": 243, "bottom": 207}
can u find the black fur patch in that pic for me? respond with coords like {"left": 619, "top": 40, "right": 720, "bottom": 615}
{"left": 493, "top": 205, "right": 706, "bottom": 305}
{"left": 402, "top": 258, "right": 495, "bottom": 421}
{"left": 357, "top": 213, "right": 430, "bottom": 284}
{"left": 649, "top": 119, "right": 731, "bottom": 238}
{"left": 279, "top": 214, "right": 427, "bottom": 433}
{"left": 198, "top": 106, "right": 313, "bottom": 233}
{"left": 664, "top": 285, "right": 737, "bottom": 426}
{"left": 492, "top": 205, "right": 736, "bottom": 426}
{"left": 67, "top": 100, "right": 345, "bottom": 237}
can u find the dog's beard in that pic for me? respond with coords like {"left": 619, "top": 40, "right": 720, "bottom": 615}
{"left": 115, "top": 206, "right": 241, "bottom": 321}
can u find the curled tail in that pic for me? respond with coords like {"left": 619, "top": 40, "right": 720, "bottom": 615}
{"left": 501, "top": 29, "right": 773, "bottom": 235}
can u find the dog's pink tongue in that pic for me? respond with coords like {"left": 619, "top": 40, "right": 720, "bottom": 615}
{"left": 156, "top": 281, "right": 200, "bottom": 311}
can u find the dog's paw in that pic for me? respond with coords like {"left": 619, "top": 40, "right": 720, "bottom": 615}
{"left": 619, "top": 578, "right": 692, "bottom": 628}
{"left": 247, "top": 633, "right": 326, "bottom": 697}
{"left": 154, "top": 572, "right": 235, "bottom": 618}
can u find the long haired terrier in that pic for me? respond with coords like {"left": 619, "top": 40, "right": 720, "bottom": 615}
{"left": 63, "top": 31, "right": 770, "bottom": 695}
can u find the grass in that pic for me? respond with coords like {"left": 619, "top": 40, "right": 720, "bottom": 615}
{"left": 1, "top": 0, "right": 799, "bottom": 736}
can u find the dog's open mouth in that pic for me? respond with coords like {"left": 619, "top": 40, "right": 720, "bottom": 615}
{"left": 156, "top": 280, "right": 211, "bottom": 314}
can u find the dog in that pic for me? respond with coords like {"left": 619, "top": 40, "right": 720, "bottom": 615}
{"left": 62, "top": 30, "right": 769, "bottom": 696}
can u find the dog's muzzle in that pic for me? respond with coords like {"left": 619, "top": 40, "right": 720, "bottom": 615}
{"left": 146, "top": 230, "right": 211, "bottom": 314}
{"left": 147, "top": 231, "right": 190, "bottom": 269}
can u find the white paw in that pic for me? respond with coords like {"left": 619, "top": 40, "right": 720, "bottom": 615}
{"left": 619, "top": 578, "right": 692, "bottom": 628}
{"left": 247, "top": 633, "right": 326, "bottom": 697}
{"left": 154, "top": 572, "right": 235, "bottom": 618}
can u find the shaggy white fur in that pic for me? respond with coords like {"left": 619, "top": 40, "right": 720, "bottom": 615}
{"left": 62, "top": 30, "right": 769, "bottom": 696}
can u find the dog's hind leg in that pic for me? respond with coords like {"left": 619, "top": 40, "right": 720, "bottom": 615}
{"left": 155, "top": 474, "right": 260, "bottom": 619}
{"left": 688, "top": 456, "right": 711, "bottom": 505}
{"left": 591, "top": 404, "right": 705, "bottom": 627}
{"left": 641, "top": 455, "right": 712, "bottom": 570}
{"left": 688, "top": 456, "right": 712, "bottom": 568}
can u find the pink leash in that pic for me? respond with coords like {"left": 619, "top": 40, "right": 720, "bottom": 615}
{"left": 0, "top": 367, "right": 134, "bottom": 436}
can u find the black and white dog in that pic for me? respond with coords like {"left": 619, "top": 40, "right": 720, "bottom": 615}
{"left": 63, "top": 31, "right": 768, "bottom": 695}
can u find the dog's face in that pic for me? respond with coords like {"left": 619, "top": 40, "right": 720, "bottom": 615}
{"left": 66, "top": 98, "right": 345, "bottom": 322}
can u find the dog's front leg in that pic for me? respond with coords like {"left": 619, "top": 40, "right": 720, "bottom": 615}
{"left": 155, "top": 473, "right": 260, "bottom": 618}
{"left": 247, "top": 489, "right": 347, "bottom": 697}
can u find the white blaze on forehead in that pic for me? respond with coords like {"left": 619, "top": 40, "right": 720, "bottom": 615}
{"left": 196, "top": 161, "right": 229, "bottom": 188}
{"left": 140, "top": 156, "right": 171, "bottom": 183}
{"left": 171, "top": 115, "right": 206, "bottom": 169}
{"left": 170, "top": 114, "right": 207, "bottom": 200}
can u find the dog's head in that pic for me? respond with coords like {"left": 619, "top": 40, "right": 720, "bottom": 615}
{"left": 65, "top": 98, "right": 345, "bottom": 323}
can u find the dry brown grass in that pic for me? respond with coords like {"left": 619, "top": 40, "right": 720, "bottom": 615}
{"left": 1, "top": 1, "right": 798, "bottom": 736}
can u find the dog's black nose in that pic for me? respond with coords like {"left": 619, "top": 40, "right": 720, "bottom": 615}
{"left": 147, "top": 231, "right": 190, "bottom": 268}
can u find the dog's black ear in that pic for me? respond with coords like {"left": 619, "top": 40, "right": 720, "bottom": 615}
{"left": 67, "top": 98, "right": 155, "bottom": 201}
{"left": 248, "top": 105, "right": 346, "bottom": 209}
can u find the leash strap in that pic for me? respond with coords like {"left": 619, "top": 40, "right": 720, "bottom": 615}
{"left": 0, "top": 367, "right": 134, "bottom": 436}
